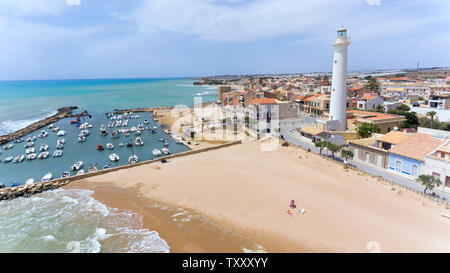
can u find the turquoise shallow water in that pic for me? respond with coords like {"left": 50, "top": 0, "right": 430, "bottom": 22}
{"left": 0, "top": 78, "right": 218, "bottom": 253}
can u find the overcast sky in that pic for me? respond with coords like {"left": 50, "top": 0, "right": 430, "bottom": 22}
{"left": 0, "top": 0, "right": 449, "bottom": 80}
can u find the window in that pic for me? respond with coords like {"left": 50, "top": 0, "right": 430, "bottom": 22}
{"left": 446, "top": 176, "right": 450, "bottom": 188}
{"left": 411, "top": 164, "right": 419, "bottom": 177}
{"left": 335, "top": 60, "right": 337, "bottom": 64}
{"left": 365, "top": 152, "right": 370, "bottom": 162}
{"left": 387, "top": 127, "right": 391, "bottom": 132}
{"left": 433, "top": 172, "right": 441, "bottom": 180}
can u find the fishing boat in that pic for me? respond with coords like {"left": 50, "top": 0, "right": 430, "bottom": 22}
{"left": 134, "top": 137, "right": 144, "bottom": 146}
{"left": 161, "top": 148, "right": 171, "bottom": 155}
{"left": 78, "top": 136, "right": 86, "bottom": 142}
{"left": 51, "top": 126, "right": 59, "bottom": 132}
{"left": 53, "top": 149, "right": 63, "bottom": 157}
{"left": 152, "top": 149, "right": 161, "bottom": 156}
{"left": 130, "top": 127, "right": 137, "bottom": 132}
{"left": 128, "top": 154, "right": 139, "bottom": 164}
{"left": 49, "top": 124, "right": 55, "bottom": 129}
{"left": 143, "top": 120, "right": 149, "bottom": 124}
{"left": 103, "top": 164, "right": 111, "bottom": 169}
{"left": 77, "top": 169, "right": 85, "bottom": 175}
{"left": 100, "top": 124, "right": 108, "bottom": 136}
{"left": 9, "top": 181, "right": 20, "bottom": 187}
{"left": 42, "top": 173, "right": 52, "bottom": 182}
{"left": 4, "top": 144, "right": 13, "bottom": 149}
{"left": 27, "top": 136, "right": 36, "bottom": 142}
{"left": 24, "top": 142, "right": 34, "bottom": 148}
{"left": 38, "top": 131, "right": 48, "bottom": 138}
{"left": 88, "top": 164, "right": 98, "bottom": 173}
{"left": 39, "top": 144, "right": 48, "bottom": 151}
{"left": 25, "top": 178, "right": 35, "bottom": 185}
{"left": 153, "top": 118, "right": 159, "bottom": 122}
{"left": 164, "top": 129, "right": 171, "bottom": 134}
{"left": 109, "top": 153, "right": 120, "bottom": 162}
{"left": 3, "top": 156, "right": 13, "bottom": 163}
{"left": 106, "top": 143, "right": 114, "bottom": 149}
{"left": 162, "top": 141, "right": 169, "bottom": 146}
{"left": 14, "top": 138, "right": 24, "bottom": 143}
{"left": 137, "top": 124, "right": 144, "bottom": 131}
{"left": 115, "top": 120, "right": 122, "bottom": 127}
{"left": 0, "top": 183, "right": 5, "bottom": 189}
{"left": 71, "top": 161, "right": 83, "bottom": 171}
{"left": 38, "top": 152, "right": 49, "bottom": 159}
{"left": 26, "top": 153, "right": 37, "bottom": 160}
{"left": 57, "top": 130, "right": 66, "bottom": 136}
{"left": 57, "top": 138, "right": 65, "bottom": 144}
{"left": 153, "top": 126, "right": 158, "bottom": 130}
{"left": 123, "top": 120, "right": 129, "bottom": 126}
{"left": 56, "top": 143, "right": 64, "bottom": 149}
{"left": 110, "top": 130, "right": 120, "bottom": 138}
{"left": 126, "top": 140, "right": 133, "bottom": 147}
{"left": 12, "top": 154, "right": 25, "bottom": 163}
{"left": 25, "top": 147, "right": 35, "bottom": 154}
{"left": 158, "top": 138, "right": 165, "bottom": 142}
{"left": 97, "top": 145, "right": 104, "bottom": 151}
{"left": 61, "top": 171, "right": 70, "bottom": 178}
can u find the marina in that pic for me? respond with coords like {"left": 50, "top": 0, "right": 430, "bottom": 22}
{"left": 0, "top": 110, "right": 190, "bottom": 187}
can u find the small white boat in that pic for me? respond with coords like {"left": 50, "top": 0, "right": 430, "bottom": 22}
{"left": 38, "top": 131, "right": 48, "bottom": 138}
{"left": 57, "top": 130, "right": 66, "bottom": 136}
{"left": 128, "top": 154, "right": 139, "bottom": 164}
{"left": 77, "top": 169, "right": 85, "bottom": 175}
{"left": 109, "top": 153, "right": 120, "bottom": 162}
{"left": 158, "top": 138, "right": 165, "bottom": 142}
{"left": 134, "top": 130, "right": 141, "bottom": 135}
{"left": 42, "top": 173, "right": 52, "bottom": 182}
{"left": 14, "top": 138, "right": 24, "bottom": 143}
{"left": 12, "top": 154, "right": 25, "bottom": 163}
{"left": 78, "top": 136, "right": 86, "bottom": 142}
{"left": 4, "top": 144, "right": 13, "bottom": 149}
{"left": 61, "top": 171, "right": 70, "bottom": 178}
{"left": 3, "top": 156, "right": 13, "bottom": 163}
{"left": 38, "top": 152, "right": 49, "bottom": 159}
{"left": 152, "top": 149, "right": 161, "bottom": 156}
{"left": 53, "top": 149, "right": 63, "bottom": 157}
{"left": 118, "top": 143, "right": 124, "bottom": 147}
{"left": 106, "top": 143, "right": 114, "bottom": 149}
{"left": 88, "top": 165, "right": 98, "bottom": 173}
{"left": 56, "top": 143, "right": 64, "bottom": 149}
{"left": 164, "top": 129, "right": 171, "bottom": 134}
{"left": 39, "top": 144, "right": 48, "bottom": 151}
{"left": 26, "top": 136, "right": 36, "bottom": 142}
{"left": 57, "top": 138, "right": 65, "bottom": 144}
{"left": 80, "top": 129, "right": 90, "bottom": 136}
{"left": 51, "top": 126, "right": 59, "bottom": 132}
{"left": 143, "top": 120, "right": 149, "bottom": 124}
{"left": 26, "top": 153, "right": 37, "bottom": 160}
{"left": 25, "top": 178, "right": 35, "bottom": 185}
{"left": 134, "top": 137, "right": 144, "bottom": 146}
{"left": 49, "top": 124, "right": 55, "bottom": 129}
{"left": 153, "top": 118, "right": 159, "bottom": 122}
{"left": 71, "top": 161, "right": 83, "bottom": 171}
{"left": 25, "top": 147, "right": 35, "bottom": 154}
{"left": 161, "top": 148, "right": 171, "bottom": 155}
{"left": 24, "top": 142, "right": 34, "bottom": 148}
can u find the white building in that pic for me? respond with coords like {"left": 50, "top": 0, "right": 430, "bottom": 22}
{"left": 329, "top": 26, "right": 350, "bottom": 131}
{"left": 423, "top": 140, "right": 450, "bottom": 193}
{"left": 357, "top": 95, "right": 384, "bottom": 111}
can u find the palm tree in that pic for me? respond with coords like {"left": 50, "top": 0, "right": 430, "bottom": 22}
{"left": 426, "top": 111, "right": 437, "bottom": 128}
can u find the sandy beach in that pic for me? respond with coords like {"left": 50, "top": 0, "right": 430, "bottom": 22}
{"left": 66, "top": 140, "right": 450, "bottom": 252}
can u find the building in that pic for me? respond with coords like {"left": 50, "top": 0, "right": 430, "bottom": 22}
{"left": 356, "top": 95, "right": 384, "bottom": 110}
{"left": 349, "top": 131, "right": 408, "bottom": 169}
{"left": 423, "top": 140, "right": 450, "bottom": 192}
{"left": 246, "top": 98, "right": 279, "bottom": 134}
{"left": 346, "top": 110, "right": 406, "bottom": 134}
{"left": 388, "top": 133, "right": 445, "bottom": 178}
{"left": 428, "top": 94, "right": 450, "bottom": 109}
{"left": 329, "top": 26, "right": 351, "bottom": 131}
{"left": 218, "top": 85, "right": 232, "bottom": 104}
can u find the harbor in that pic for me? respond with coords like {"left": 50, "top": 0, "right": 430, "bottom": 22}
{"left": 0, "top": 108, "right": 191, "bottom": 188}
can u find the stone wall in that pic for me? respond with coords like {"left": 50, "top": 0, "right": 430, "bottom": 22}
{"left": 0, "top": 140, "right": 242, "bottom": 201}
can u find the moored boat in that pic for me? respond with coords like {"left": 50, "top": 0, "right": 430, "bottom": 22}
{"left": 3, "top": 156, "right": 13, "bottom": 163}
{"left": 25, "top": 178, "right": 35, "bottom": 185}
{"left": 57, "top": 130, "right": 66, "bottom": 136}
{"left": 128, "top": 154, "right": 139, "bottom": 164}
{"left": 53, "top": 149, "right": 63, "bottom": 157}
{"left": 38, "top": 152, "right": 49, "bottom": 159}
{"left": 161, "top": 148, "right": 171, "bottom": 155}
{"left": 71, "top": 161, "right": 83, "bottom": 171}
{"left": 26, "top": 153, "right": 37, "bottom": 160}
{"left": 61, "top": 171, "right": 71, "bottom": 178}
{"left": 109, "top": 153, "right": 120, "bottom": 162}
{"left": 42, "top": 173, "right": 52, "bottom": 182}
{"left": 97, "top": 145, "right": 104, "bottom": 151}
{"left": 106, "top": 143, "right": 114, "bottom": 149}
{"left": 134, "top": 137, "right": 144, "bottom": 146}
{"left": 152, "top": 149, "right": 161, "bottom": 156}
{"left": 12, "top": 154, "right": 25, "bottom": 163}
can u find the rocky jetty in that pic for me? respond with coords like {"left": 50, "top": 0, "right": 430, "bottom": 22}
{"left": 0, "top": 179, "right": 72, "bottom": 201}
{"left": 111, "top": 106, "right": 173, "bottom": 115}
{"left": 0, "top": 106, "right": 78, "bottom": 146}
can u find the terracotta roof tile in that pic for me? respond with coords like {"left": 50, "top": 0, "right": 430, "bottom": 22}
{"left": 389, "top": 133, "right": 445, "bottom": 161}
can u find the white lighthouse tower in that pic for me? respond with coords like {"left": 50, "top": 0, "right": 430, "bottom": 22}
{"left": 329, "top": 26, "right": 350, "bottom": 131}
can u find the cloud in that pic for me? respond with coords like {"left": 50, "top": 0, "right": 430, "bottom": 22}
{"left": 66, "top": 0, "right": 81, "bottom": 6}
{"left": 366, "top": 0, "right": 381, "bottom": 6}
{"left": 0, "top": 0, "right": 66, "bottom": 16}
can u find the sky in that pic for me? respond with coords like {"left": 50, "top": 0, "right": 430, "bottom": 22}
{"left": 0, "top": 0, "right": 449, "bottom": 80}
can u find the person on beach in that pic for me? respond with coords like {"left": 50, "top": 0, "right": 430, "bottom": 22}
{"left": 290, "top": 200, "right": 296, "bottom": 209}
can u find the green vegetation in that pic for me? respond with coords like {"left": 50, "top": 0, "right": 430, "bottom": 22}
{"left": 327, "top": 142, "right": 341, "bottom": 159}
{"left": 315, "top": 140, "right": 328, "bottom": 155}
{"left": 340, "top": 149, "right": 354, "bottom": 162}
{"left": 357, "top": 123, "right": 380, "bottom": 138}
{"left": 426, "top": 111, "right": 437, "bottom": 127}
{"left": 416, "top": 175, "right": 442, "bottom": 195}
{"left": 419, "top": 118, "right": 450, "bottom": 131}
{"left": 387, "top": 109, "right": 419, "bottom": 129}
{"left": 365, "top": 77, "right": 380, "bottom": 95}
{"left": 193, "top": 79, "right": 224, "bottom": 85}
{"left": 376, "top": 104, "right": 385, "bottom": 113}
{"left": 396, "top": 104, "right": 410, "bottom": 112}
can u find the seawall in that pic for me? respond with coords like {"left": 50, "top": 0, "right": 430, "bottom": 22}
{"left": 0, "top": 106, "right": 78, "bottom": 145}
{"left": 0, "top": 140, "right": 242, "bottom": 201}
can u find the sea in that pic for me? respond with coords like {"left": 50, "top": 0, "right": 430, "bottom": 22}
{"left": 0, "top": 78, "right": 219, "bottom": 253}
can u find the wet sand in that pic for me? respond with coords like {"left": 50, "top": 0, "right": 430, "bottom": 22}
{"left": 65, "top": 181, "right": 264, "bottom": 253}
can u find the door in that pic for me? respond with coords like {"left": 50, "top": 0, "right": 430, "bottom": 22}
{"left": 365, "top": 152, "right": 370, "bottom": 163}
{"left": 377, "top": 155, "right": 383, "bottom": 167}
{"left": 411, "top": 164, "right": 418, "bottom": 177}
{"left": 353, "top": 148, "right": 358, "bottom": 160}
{"left": 395, "top": 160, "right": 402, "bottom": 172}
{"left": 445, "top": 176, "right": 450, "bottom": 188}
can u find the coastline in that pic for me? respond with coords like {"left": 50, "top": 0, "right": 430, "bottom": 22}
{"left": 63, "top": 139, "right": 450, "bottom": 252}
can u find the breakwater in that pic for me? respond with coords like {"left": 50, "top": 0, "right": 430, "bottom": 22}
{"left": 0, "top": 106, "right": 78, "bottom": 145}
{"left": 0, "top": 140, "right": 242, "bottom": 201}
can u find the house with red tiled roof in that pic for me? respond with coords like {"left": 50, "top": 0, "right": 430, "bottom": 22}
{"left": 348, "top": 86, "right": 370, "bottom": 97}
{"left": 346, "top": 110, "right": 406, "bottom": 134}
{"left": 388, "top": 133, "right": 446, "bottom": 178}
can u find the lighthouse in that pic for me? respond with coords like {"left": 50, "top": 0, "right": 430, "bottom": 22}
{"left": 329, "top": 26, "right": 350, "bottom": 131}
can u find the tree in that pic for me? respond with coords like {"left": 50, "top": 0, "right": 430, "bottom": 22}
{"left": 327, "top": 142, "right": 341, "bottom": 159}
{"left": 376, "top": 104, "right": 385, "bottom": 113}
{"left": 403, "top": 111, "right": 419, "bottom": 129}
{"left": 396, "top": 104, "right": 410, "bottom": 112}
{"left": 426, "top": 111, "right": 437, "bottom": 127}
{"left": 315, "top": 140, "right": 327, "bottom": 155}
{"left": 416, "top": 175, "right": 442, "bottom": 195}
{"left": 340, "top": 149, "right": 354, "bottom": 163}
{"left": 365, "top": 77, "right": 380, "bottom": 95}
{"left": 357, "top": 123, "right": 380, "bottom": 138}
